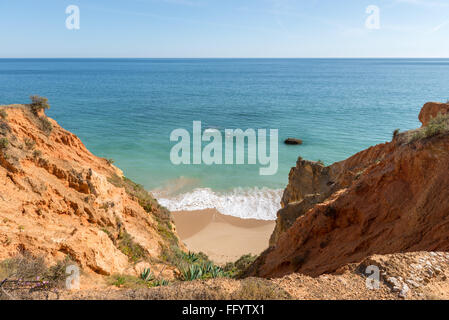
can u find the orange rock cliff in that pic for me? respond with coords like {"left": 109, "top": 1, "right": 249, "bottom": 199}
{"left": 248, "top": 101, "right": 449, "bottom": 278}
{"left": 0, "top": 104, "right": 182, "bottom": 276}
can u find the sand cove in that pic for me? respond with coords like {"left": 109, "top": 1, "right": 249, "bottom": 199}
{"left": 172, "top": 209, "right": 275, "bottom": 264}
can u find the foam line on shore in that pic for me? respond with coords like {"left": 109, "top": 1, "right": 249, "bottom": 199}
{"left": 156, "top": 187, "right": 282, "bottom": 220}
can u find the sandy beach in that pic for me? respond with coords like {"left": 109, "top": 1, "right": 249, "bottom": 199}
{"left": 172, "top": 209, "right": 275, "bottom": 264}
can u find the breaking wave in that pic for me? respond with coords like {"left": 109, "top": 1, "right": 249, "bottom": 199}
{"left": 156, "top": 187, "right": 282, "bottom": 221}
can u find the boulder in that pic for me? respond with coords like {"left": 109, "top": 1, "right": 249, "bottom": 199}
{"left": 284, "top": 138, "right": 303, "bottom": 145}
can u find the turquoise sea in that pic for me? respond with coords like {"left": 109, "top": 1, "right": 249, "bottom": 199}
{"left": 1, "top": 58, "right": 448, "bottom": 219}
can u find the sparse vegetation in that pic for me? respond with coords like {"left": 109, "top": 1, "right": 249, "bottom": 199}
{"left": 0, "top": 252, "right": 78, "bottom": 289}
{"left": 117, "top": 230, "right": 147, "bottom": 263}
{"left": 410, "top": 113, "right": 449, "bottom": 143}
{"left": 140, "top": 268, "right": 155, "bottom": 282}
{"left": 223, "top": 254, "right": 258, "bottom": 278}
{"left": 29, "top": 95, "right": 50, "bottom": 115}
{"left": 108, "top": 174, "right": 178, "bottom": 247}
{"left": 40, "top": 117, "right": 53, "bottom": 135}
{"left": 108, "top": 274, "right": 149, "bottom": 289}
{"left": 160, "top": 247, "right": 228, "bottom": 281}
{"left": 106, "top": 158, "right": 115, "bottom": 164}
{"left": 33, "top": 149, "right": 42, "bottom": 159}
{"left": 0, "top": 109, "right": 7, "bottom": 119}
{"left": 24, "top": 138, "right": 36, "bottom": 150}
{"left": 0, "top": 137, "right": 8, "bottom": 149}
{"left": 317, "top": 159, "right": 325, "bottom": 166}
{"left": 231, "top": 278, "right": 291, "bottom": 300}
{"left": 109, "top": 268, "right": 170, "bottom": 289}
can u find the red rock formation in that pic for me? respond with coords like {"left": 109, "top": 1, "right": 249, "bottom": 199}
{"left": 0, "top": 105, "right": 181, "bottom": 276}
{"left": 419, "top": 102, "right": 449, "bottom": 127}
{"left": 248, "top": 102, "right": 449, "bottom": 278}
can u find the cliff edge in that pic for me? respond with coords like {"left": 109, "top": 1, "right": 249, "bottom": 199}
{"left": 249, "top": 102, "right": 449, "bottom": 278}
{"left": 0, "top": 104, "right": 181, "bottom": 277}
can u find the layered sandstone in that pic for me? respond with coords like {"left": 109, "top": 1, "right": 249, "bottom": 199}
{"left": 249, "top": 102, "right": 449, "bottom": 278}
{"left": 0, "top": 105, "right": 181, "bottom": 276}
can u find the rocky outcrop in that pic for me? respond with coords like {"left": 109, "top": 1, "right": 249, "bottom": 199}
{"left": 419, "top": 102, "right": 449, "bottom": 127}
{"left": 249, "top": 102, "right": 449, "bottom": 278}
{"left": 0, "top": 105, "right": 181, "bottom": 276}
{"left": 284, "top": 138, "right": 303, "bottom": 145}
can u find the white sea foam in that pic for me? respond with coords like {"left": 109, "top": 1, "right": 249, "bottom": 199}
{"left": 156, "top": 187, "right": 282, "bottom": 221}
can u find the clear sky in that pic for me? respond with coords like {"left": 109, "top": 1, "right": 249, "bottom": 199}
{"left": 1, "top": 0, "right": 449, "bottom": 58}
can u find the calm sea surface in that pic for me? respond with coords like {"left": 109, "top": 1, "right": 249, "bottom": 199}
{"left": 1, "top": 58, "right": 448, "bottom": 219}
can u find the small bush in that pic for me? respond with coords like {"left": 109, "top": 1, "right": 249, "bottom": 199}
{"left": 224, "top": 254, "right": 258, "bottom": 278}
{"left": 117, "top": 230, "right": 147, "bottom": 262}
{"left": 45, "top": 256, "right": 78, "bottom": 288}
{"left": 0, "top": 252, "right": 77, "bottom": 289}
{"left": 33, "top": 150, "right": 42, "bottom": 159}
{"left": 24, "top": 138, "right": 36, "bottom": 150}
{"left": 424, "top": 113, "right": 449, "bottom": 137}
{"left": 0, "top": 137, "right": 8, "bottom": 149}
{"left": 409, "top": 113, "right": 449, "bottom": 143}
{"left": 0, "top": 109, "right": 7, "bottom": 119}
{"left": 29, "top": 95, "right": 50, "bottom": 115}
{"left": 140, "top": 268, "right": 155, "bottom": 282}
{"left": 40, "top": 117, "right": 53, "bottom": 135}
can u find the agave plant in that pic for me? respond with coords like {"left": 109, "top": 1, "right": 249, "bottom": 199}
{"left": 140, "top": 268, "right": 154, "bottom": 282}
{"left": 210, "top": 265, "right": 225, "bottom": 278}
{"left": 184, "top": 251, "right": 199, "bottom": 263}
{"left": 182, "top": 264, "right": 203, "bottom": 281}
{"left": 153, "top": 278, "right": 169, "bottom": 287}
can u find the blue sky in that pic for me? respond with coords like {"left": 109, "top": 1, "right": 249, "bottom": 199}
{"left": 1, "top": 0, "right": 449, "bottom": 58}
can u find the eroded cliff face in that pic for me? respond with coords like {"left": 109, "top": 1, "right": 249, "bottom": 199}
{"left": 0, "top": 105, "right": 181, "bottom": 276}
{"left": 250, "top": 102, "right": 449, "bottom": 278}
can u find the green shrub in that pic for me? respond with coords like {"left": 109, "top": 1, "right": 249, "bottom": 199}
{"left": 153, "top": 278, "right": 169, "bottom": 286}
{"left": 224, "top": 254, "right": 258, "bottom": 278}
{"left": 409, "top": 113, "right": 449, "bottom": 143}
{"left": 180, "top": 261, "right": 227, "bottom": 281}
{"left": 424, "top": 113, "right": 449, "bottom": 137}
{"left": 40, "top": 117, "right": 53, "bottom": 135}
{"left": 140, "top": 268, "right": 155, "bottom": 282}
{"left": 0, "top": 109, "right": 7, "bottom": 119}
{"left": 25, "top": 138, "right": 36, "bottom": 150}
{"left": 108, "top": 174, "right": 178, "bottom": 247}
{"left": 29, "top": 95, "right": 50, "bottom": 115}
{"left": 117, "top": 230, "right": 147, "bottom": 262}
{"left": 0, "top": 137, "right": 8, "bottom": 149}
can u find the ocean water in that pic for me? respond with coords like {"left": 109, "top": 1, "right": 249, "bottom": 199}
{"left": 1, "top": 58, "right": 449, "bottom": 219}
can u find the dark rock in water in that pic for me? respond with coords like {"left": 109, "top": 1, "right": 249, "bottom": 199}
{"left": 284, "top": 138, "right": 303, "bottom": 145}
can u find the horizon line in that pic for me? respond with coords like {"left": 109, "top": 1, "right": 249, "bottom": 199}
{"left": 1, "top": 57, "right": 449, "bottom": 59}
